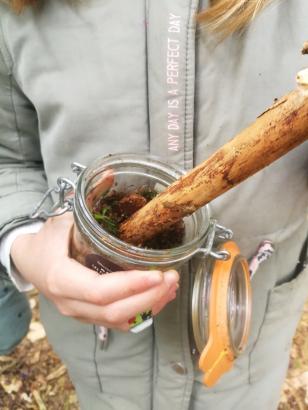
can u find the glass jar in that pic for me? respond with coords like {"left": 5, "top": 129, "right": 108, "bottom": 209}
{"left": 70, "top": 153, "right": 211, "bottom": 274}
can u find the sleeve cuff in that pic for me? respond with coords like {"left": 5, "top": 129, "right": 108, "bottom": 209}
{"left": 0, "top": 222, "right": 44, "bottom": 292}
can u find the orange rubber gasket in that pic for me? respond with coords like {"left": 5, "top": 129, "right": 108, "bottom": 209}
{"left": 198, "top": 241, "right": 251, "bottom": 387}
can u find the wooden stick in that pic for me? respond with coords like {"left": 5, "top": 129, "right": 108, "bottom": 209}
{"left": 119, "top": 69, "right": 308, "bottom": 246}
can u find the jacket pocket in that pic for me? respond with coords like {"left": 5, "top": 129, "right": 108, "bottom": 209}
{"left": 248, "top": 264, "right": 308, "bottom": 384}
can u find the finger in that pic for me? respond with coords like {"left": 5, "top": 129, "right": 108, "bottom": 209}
{"left": 55, "top": 297, "right": 138, "bottom": 329}
{"left": 74, "top": 315, "right": 130, "bottom": 332}
{"left": 43, "top": 214, "right": 74, "bottom": 258}
{"left": 55, "top": 275, "right": 175, "bottom": 327}
{"left": 58, "top": 284, "right": 178, "bottom": 328}
{"left": 86, "top": 169, "right": 114, "bottom": 208}
{"left": 151, "top": 283, "right": 178, "bottom": 315}
{"left": 99, "top": 277, "right": 176, "bottom": 325}
{"left": 49, "top": 258, "right": 178, "bottom": 305}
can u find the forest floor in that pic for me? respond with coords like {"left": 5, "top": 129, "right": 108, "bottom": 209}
{"left": 0, "top": 292, "right": 307, "bottom": 410}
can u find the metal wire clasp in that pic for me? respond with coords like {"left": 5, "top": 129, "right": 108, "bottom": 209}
{"left": 30, "top": 177, "right": 76, "bottom": 219}
{"left": 196, "top": 220, "right": 233, "bottom": 261}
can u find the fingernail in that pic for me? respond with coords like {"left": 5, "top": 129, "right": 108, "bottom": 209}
{"left": 164, "top": 270, "right": 179, "bottom": 286}
{"left": 147, "top": 271, "right": 163, "bottom": 285}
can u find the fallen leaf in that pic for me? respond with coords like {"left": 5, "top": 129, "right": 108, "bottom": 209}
{"left": 279, "top": 387, "right": 288, "bottom": 404}
{"left": 293, "top": 389, "right": 306, "bottom": 410}
{"left": 0, "top": 359, "right": 18, "bottom": 375}
{"left": 21, "top": 392, "right": 32, "bottom": 403}
{"left": 27, "top": 322, "right": 46, "bottom": 343}
{"left": 298, "top": 371, "right": 308, "bottom": 386}
{"left": 29, "top": 350, "right": 41, "bottom": 365}
{"left": 69, "top": 394, "right": 78, "bottom": 404}
{"left": 33, "top": 390, "right": 47, "bottom": 410}
{"left": 29, "top": 298, "right": 37, "bottom": 309}
{"left": 46, "top": 365, "right": 67, "bottom": 381}
{"left": 0, "top": 356, "right": 14, "bottom": 363}
{"left": 0, "top": 377, "right": 22, "bottom": 394}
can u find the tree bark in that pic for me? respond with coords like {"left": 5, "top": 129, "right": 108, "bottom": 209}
{"left": 119, "top": 69, "right": 308, "bottom": 246}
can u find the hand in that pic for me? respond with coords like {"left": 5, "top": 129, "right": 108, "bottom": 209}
{"left": 11, "top": 213, "right": 179, "bottom": 331}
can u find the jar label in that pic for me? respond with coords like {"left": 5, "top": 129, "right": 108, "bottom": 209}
{"left": 85, "top": 254, "right": 122, "bottom": 275}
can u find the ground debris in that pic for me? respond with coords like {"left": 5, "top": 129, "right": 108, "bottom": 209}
{"left": 33, "top": 390, "right": 47, "bottom": 410}
{"left": 46, "top": 365, "right": 67, "bottom": 381}
{"left": 27, "top": 322, "right": 46, "bottom": 343}
{"left": 278, "top": 300, "right": 308, "bottom": 410}
{"left": 0, "top": 294, "right": 79, "bottom": 409}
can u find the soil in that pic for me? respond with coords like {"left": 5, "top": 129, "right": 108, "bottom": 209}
{"left": 91, "top": 187, "right": 185, "bottom": 249}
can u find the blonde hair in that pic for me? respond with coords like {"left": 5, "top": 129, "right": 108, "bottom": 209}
{"left": 3, "top": 0, "right": 37, "bottom": 13}
{"left": 198, "top": 0, "right": 274, "bottom": 39}
{"left": 5, "top": 0, "right": 273, "bottom": 39}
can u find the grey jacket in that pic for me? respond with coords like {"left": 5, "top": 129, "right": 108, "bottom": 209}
{"left": 0, "top": 1, "right": 308, "bottom": 409}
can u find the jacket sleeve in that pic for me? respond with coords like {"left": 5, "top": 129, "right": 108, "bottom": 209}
{"left": 0, "top": 25, "right": 49, "bottom": 241}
